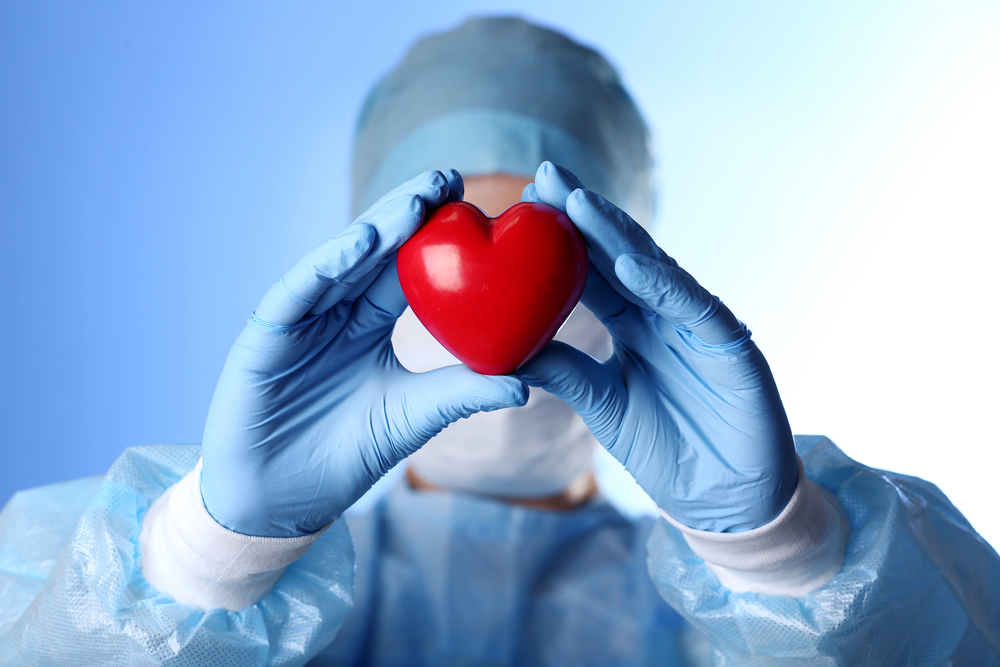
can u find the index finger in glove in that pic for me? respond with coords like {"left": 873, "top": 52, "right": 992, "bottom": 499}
{"left": 533, "top": 163, "right": 751, "bottom": 347}
{"left": 254, "top": 223, "right": 378, "bottom": 326}
{"left": 353, "top": 169, "right": 463, "bottom": 260}
{"left": 564, "top": 186, "right": 745, "bottom": 345}
{"left": 254, "top": 170, "right": 457, "bottom": 326}
{"left": 531, "top": 163, "right": 670, "bottom": 306}
{"left": 528, "top": 161, "right": 586, "bottom": 210}
{"left": 532, "top": 161, "right": 660, "bottom": 263}
{"left": 563, "top": 188, "right": 675, "bottom": 307}
{"left": 309, "top": 169, "right": 464, "bottom": 314}
{"left": 615, "top": 254, "right": 748, "bottom": 345}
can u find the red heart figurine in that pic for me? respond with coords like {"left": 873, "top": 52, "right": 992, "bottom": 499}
{"left": 397, "top": 201, "right": 589, "bottom": 375}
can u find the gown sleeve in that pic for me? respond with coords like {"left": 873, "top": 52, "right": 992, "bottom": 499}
{"left": 645, "top": 435, "right": 1000, "bottom": 665}
{"left": 0, "top": 444, "right": 356, "bottom": 666}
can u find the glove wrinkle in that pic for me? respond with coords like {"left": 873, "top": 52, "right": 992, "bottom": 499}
{"left": 522, "top": 162, "right": 799, "bottom": 534}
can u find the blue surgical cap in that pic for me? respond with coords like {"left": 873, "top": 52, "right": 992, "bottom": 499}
{"left": 351, "top": 17, "right": 654, "bottom": 225}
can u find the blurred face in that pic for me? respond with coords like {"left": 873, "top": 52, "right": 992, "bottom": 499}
{"left": 462, "top": 174, "right": 533, "bottom": 215}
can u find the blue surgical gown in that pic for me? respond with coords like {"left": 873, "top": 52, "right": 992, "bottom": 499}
{"left": 0, "top": 435, "right": 998, "bottom": 665}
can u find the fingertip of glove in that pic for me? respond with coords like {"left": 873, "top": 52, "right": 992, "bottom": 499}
{"left": 511, "top": 379, "right": 531, "bottom": 407}
{"left": 615, "top": 251, "right": 639, "bottom": 266}
{"left": 614, "top": 254, "right": 673, "bottom": 307}
{"left": 616, "top": 252, "right": 668, "bottom": 280}
{"left": 406, "top": 193, "right": 427, "bottom": 218}
{"left": 441, "top": 168, "right": 464, "bottom": 201}
{"left": 498, "top": 373, "right": 530, "bottom": 399}
{"left": 425, "top": 169, "right": 447, "bottom": 187}
{"left": 521, "top": 182, "right": 539, "bottom": 202}
{"left": 535, "top": 160, "right": 555, "bottom": 180}
{"left": 613, "top": 253, "right": 646, "bottom": 284}
{"left": 486, "top": 374, "right": 530, "bottom": 408}
{"left": 533, "top": 162, "right": 576, "bottom": 211}
{"left": 538, "top": 161, "right": 586, "bottom": 188}
{"left": 411, "top": 170, "right": 449, "bottom": 205}
{"left": 429, "top": 365, "right": 529, "bottom": 411}
{"left": 344, "top": 222, "right": 378, "bottom": 250}
{"left": 568, "top": 186, "right": 602, "bottom": 207}
{"left": 565, "top": 189, "right": 604, "bottom": 224}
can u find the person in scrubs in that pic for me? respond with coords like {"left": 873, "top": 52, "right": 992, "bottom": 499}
{"left": 1, "top": 16, "right": 998, "bottom": 667}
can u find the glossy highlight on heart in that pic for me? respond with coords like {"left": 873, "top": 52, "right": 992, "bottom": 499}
{"left": 397, "top": 201, "right": 588, "bottom": 375}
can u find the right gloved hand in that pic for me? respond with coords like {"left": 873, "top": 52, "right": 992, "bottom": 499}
{"left": 199, "top": 170, "right": 529, "bottom": 538}
{"left": 518, "top": 163, "right": 798, "bottom": 533}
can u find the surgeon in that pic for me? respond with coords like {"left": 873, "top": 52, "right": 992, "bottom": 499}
{"left": 1, "top": 16, "right": 998, "bottom": 667}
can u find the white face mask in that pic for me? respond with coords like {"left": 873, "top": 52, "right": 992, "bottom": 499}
{"left": 393, "top": 304, "right": 612, "bottom": 498}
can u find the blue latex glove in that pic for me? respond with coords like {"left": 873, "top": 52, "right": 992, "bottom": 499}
{"left": 519, "top": 162, "right": 798, "bottom": 532}
{"left": 200, "top": 170, "right": 529, "bottom": 537}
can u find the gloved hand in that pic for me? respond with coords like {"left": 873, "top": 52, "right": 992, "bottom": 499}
{"left": 519, "top": 162, "right": 798, "bottom": 532}
{"left": 200, "top": 170, "right": 529, "bottom": 537}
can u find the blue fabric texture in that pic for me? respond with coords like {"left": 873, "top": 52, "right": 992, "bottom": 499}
{"left": 1, "top": 437, "right": 998, "bottom": 665}
{"left": 0, "top": 445, "right": 355, "bottom": 666}
{"left": 350, "top": 17, "right": 654, "bottom": 225}
{"left": 313, "top": 475, "right": 692, "bottom": 666}
{"left": 648, "top": 436, "right": 1000, "bottom": 665}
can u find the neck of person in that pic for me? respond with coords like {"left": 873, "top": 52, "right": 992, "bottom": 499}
{"left": 406, "top": 467, "right": 599, "bottom": 511}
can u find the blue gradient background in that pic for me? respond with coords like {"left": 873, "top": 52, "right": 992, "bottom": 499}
{"left": 2, "top": 2, "right": 998, "bottom": 546}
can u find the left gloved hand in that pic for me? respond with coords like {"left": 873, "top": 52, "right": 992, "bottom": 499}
{"left": 200, "top": 170, "right": 529, "bottom": 538}
{"left": 518, "top": 162, "right": 798, "bottom": 532}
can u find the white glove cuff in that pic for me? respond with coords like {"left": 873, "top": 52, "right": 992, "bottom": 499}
{"left": 658, "top": 458, "right": 850, "bottom": 597}
{"left": 139, "top": 459, "right": 329, "bottom": 611}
